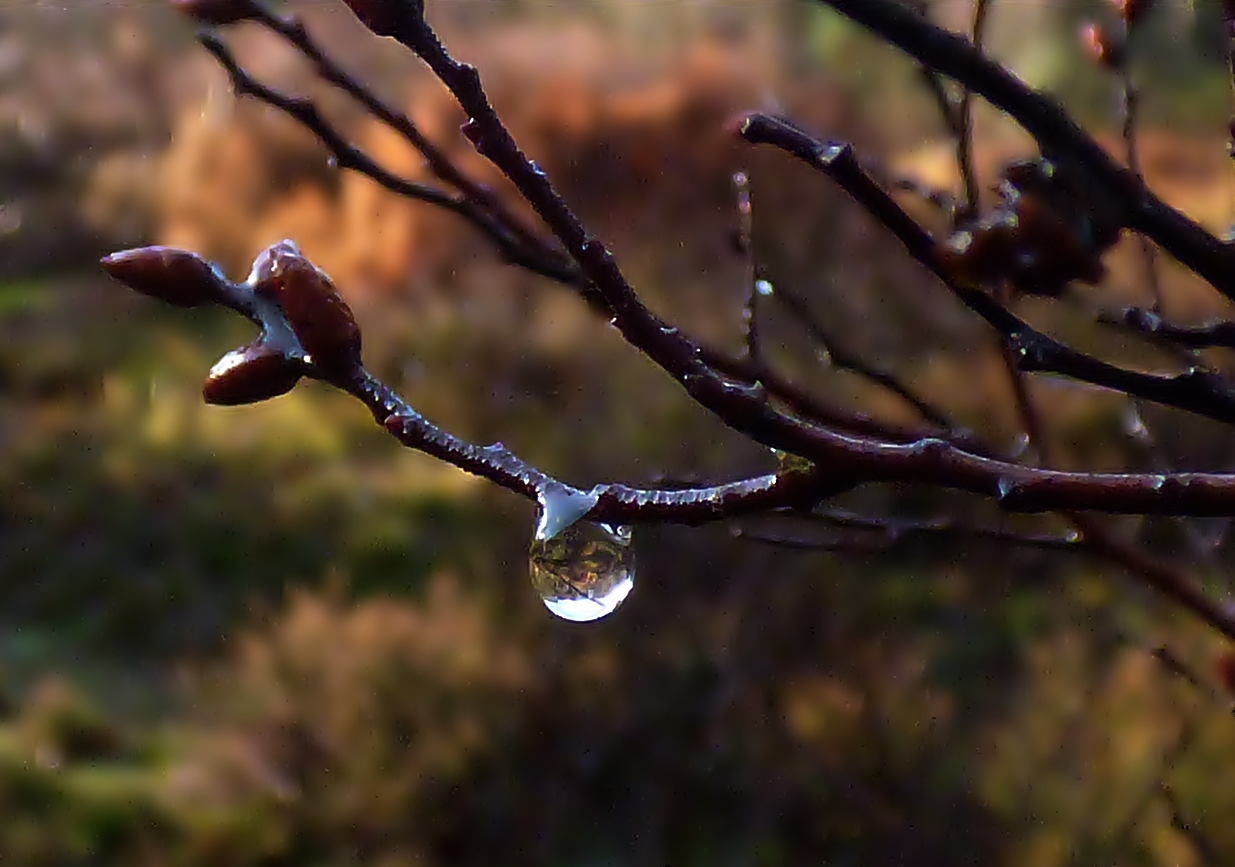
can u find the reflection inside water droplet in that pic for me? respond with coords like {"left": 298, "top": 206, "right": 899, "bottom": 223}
{"left": 529, "top": 521, "right": 635, "bottom": 622}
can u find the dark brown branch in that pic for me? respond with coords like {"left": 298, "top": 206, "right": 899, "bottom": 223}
{"left": 144, "top": 0, "right": 1235, "bottom": 640}
{"left": 99, "top": 241, "right": 1235, "bottom": 528}
{"left": 737, "top": 112, "right": 1235, "bottom": 427}
{"left": 196, "top": 6, "right": 1004, "bottom": 461}
{"left": 811, "top": 0, "right": 1235, "bottom": 305}
{"left": 201, "top": 13, "right": 975, "bottom": 461}
{"left": 101, "top": 242, "right": 849, "bottom": 529}
{"left": 326, "top": 10, "right": 1235, "bottom": 535}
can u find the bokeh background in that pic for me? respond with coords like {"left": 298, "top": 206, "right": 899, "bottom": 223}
{"left": 5, "top": 0, "right": 1235, "bottom": 864}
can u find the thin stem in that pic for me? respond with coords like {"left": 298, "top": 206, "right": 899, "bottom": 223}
{"left": 1120, "top": 63, "right": 1165, "bottom": 313}
{"left": 957, "top": 0, "right": 990, "bottom": 216}
{"left": 732, "top": 169, "right": 763, "bottom": 365}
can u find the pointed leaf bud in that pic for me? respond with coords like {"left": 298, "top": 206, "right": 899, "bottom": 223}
{"left": 100, "top": 246, "right": 231, "bottom": 308}
{"left": 203, "top": 342, "right": 304, "bottom": 406}
{"left": 249, "top": 241, "right": 362, "bottom": 375}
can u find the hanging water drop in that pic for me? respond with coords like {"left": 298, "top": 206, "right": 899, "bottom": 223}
{"left": 754, "top": 278, "right": 774, "bottom": 297}
{"left": 529, "top": 520, "right": 635, "bottom": 622}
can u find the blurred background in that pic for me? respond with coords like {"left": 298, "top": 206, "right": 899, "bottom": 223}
{"left": 4, "top": 0, "right": 1235, "bottom": 864}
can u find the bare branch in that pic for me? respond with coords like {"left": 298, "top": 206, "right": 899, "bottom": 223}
{"left": 101, "top": 242, "right": 849, "bottom": 527}
{"left": 811, "top": 0, "right": 1235, "bottom": 305}
{"left": 736, "top": 112, "right": 1235, "bottom": 427}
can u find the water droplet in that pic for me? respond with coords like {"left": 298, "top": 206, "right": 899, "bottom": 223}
{"left": 996, "top": 477, "right": 1016, "bottom": 499}
{"left": 529, "top": 521, "right": 635, "bottom": 622}
{"left": 535, "top": 485, "right": 600, "bottom": 542}
{"left": 755, "top": 278, "right": 774, "bottom": 297}
{"left": 1149, "top": 475, "right": 1167, "bottom": 491}
{"left": 326, "top": 155, "right": 338, "bottom": 170}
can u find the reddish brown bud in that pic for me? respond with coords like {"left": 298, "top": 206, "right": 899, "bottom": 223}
{"left": 170, "top": 0, "right": 261, "bottom": 26}
{"left": 342, "top": 0, "right": 420, "bottom": 37}
{"left": 249, "top": 241, "right": 362, "bottom": 375}
{"left": 203, "top": 342, "right": 303, "bottom": 406}
{"left": 100, "top": 246, "right": 231, "bottom": 308}
{"left": 1080, "top": 22, "right": 1125, "bottom": 69}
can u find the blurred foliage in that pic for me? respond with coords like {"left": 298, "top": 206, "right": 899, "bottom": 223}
{"left": 1, "top": 1, "right": 1235, "bottom": 865}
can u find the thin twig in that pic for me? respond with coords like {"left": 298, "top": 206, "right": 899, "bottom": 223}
{"left": 956, "top": 0, "right": 989, "bottom": 217}
{"left": 1120, "top": 56, "right": 1165, "bottom": 313}
{"left": 1097, "top": 306, "right": 1235, "bottom": 351}
{"left": 197, "top": 33, "right": 584, "bottom": 290}
{"left": 767, "top": 282, "right": 955, "bottom": 430}
{"left": 732, "top": 169, "right": 763, "bottom": 365}
{"left": 233, "top": 0, "right": 559, "bottom": 257}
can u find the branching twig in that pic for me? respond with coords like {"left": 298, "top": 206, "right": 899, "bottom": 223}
{"left": 810, "top": 0, "right": 1235, "bottom": 305}
{"left": 736, "top": 113, "right": 1235, "bottom": 428}
{"left": 732, "top": 169, "right": 764, "bottom": 365}
{"left": 198, "top": 32, "right": 584, "bottom": 289}
{"left": 766, "top": 282, "right": 954, "bottom": 430}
